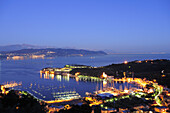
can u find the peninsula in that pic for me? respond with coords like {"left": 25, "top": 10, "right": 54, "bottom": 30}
{"left": 0, "top": 48, "right": 107, "bottom": 60}
{"left": 39, "top": 59, "right": 170, "bottom": 112}
{"left": 70, "top": 59, "right": 170, "bottom": 88}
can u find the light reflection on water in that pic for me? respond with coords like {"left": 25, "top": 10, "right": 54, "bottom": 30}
{"left": 10, "top": 74, "right": 136, "bottom": 100}
{"left": 1, "top": 54, "right": 169, "bottom": 100}
{"left": 13, "top": 73, "right": 136, "bottom": 101}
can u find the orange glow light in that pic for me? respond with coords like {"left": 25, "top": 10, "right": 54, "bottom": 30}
{"left": 102, "top": 72, "right": 107, "bottom": 78}
{"left": 124, "top": 61, "right": 128, "bottom": 64}
{"left": 162, "top": 75, "right": 166, "bottom": 77}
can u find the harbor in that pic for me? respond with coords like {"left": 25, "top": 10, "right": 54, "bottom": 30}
{"left": 0, "top": 58, "right": 170, "bottom": 112}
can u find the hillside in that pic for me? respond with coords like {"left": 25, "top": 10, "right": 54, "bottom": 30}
{"left": 70, "top": 59, "right": 170, "bottom": 88}
{"left": 0, "top": 48, "right": 107, "bottom": 59}
{"left": 0, "top": 44, "right": 49, "bottom": 52}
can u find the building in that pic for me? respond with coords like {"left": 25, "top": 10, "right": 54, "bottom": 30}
{"left": 154, "top": 106, "right": 169, "bottom": 112}
{"left": 65, "top": 64, "right": 92, "bottom": 69}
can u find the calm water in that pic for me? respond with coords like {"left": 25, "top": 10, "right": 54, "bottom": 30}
{"left": 0, "top": 54, "right": 170, "bottom": 100}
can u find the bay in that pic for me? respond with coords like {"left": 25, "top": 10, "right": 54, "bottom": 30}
{"left": 0, "top": 54, "right": 170, "bottom": 100}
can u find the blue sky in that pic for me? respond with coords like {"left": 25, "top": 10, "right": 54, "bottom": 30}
{"left": 0, "top": 0, "right": 170, "bottom": 53}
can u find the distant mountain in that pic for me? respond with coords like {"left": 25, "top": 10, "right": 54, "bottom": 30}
{"left": 0, "top": 48, "right": 107, "bottom": 59}
{"left": 102, "top": 49, "right": 117, "bottom": 54}
{"left": 0, "top": 44, "right": 51, "bottom": 52}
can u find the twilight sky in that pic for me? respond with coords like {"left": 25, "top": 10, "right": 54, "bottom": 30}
{"left": 0, "top": 0, "right": 170, "bottom": 53}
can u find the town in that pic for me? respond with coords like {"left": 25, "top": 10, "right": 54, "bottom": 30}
{"left": 0, "top": 60, "right": 170, "bottom": 113}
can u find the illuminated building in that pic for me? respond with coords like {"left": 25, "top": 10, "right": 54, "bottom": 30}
{"left": 65, "top": 64, "right": 92, "bottom": 69}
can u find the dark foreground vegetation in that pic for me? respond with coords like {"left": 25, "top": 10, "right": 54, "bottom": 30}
{"left": 70, "top": 59, "right": 170, "bottom": 88}
{"left": 104, "top": 96, "right": 147, "bottom": 110}
{"left": 0, "top": 90, "right": 47, "bottom": 113}
{"left": 58, "top": 104, "right": 92, "bottom": 113}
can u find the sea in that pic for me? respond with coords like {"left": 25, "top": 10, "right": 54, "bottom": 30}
{"left": 0, "top": 54, "right": 170, "bottom": 100}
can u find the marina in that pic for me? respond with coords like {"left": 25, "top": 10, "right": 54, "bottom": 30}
{"left": 1, "top": 0, "right": 170, "bottom": 112}
{"left": 0, "top": 55, "right": 170, "bottom": 112}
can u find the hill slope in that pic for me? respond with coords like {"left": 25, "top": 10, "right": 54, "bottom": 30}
{"left": 70, "top": 59, "right": 170, "bottom": 87}
{"left": 0, "top": 48, "right": 107, "bottom": 58}
{"left": 0, "top": 44, "right": 49, "bottom": 52}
